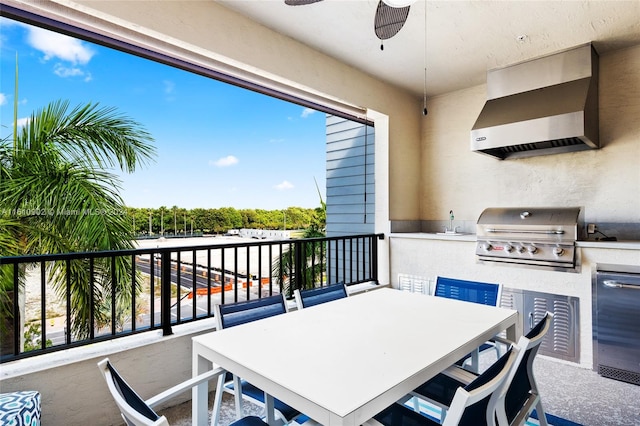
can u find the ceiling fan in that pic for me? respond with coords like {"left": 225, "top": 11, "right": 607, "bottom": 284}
{"left": 284, "top": 0, "right": 416, "bottom": 49}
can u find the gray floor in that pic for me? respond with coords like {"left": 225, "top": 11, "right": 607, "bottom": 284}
{"left": 161, "top": 356, "right": 640, "bottom": 426}
{"left": 533, "top": 356, "right": 640, "bottom": 426}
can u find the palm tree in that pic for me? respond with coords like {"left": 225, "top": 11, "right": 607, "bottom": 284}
{"left": 271, "top": 181, "right": 327, "bottom": 296}
{"left": 0, "top": 100, "right": 155, "bottom": 342}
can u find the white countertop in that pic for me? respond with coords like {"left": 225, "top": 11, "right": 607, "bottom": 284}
{"left": 389, "top": 232, "right": 640, "bottom": 250}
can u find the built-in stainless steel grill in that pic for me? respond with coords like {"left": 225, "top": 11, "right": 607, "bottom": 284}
{"left": 476, "top": 207, "right": 583, "bottom": 272}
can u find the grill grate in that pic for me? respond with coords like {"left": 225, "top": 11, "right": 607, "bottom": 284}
{"left": 598, "top": 365, "right": 640, "bottom": 386}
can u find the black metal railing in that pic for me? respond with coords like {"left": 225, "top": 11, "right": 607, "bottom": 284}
{"left": 0, "top": 233, "right": 383, "bottom": 363}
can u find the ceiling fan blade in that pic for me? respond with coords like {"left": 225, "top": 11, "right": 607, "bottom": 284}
{"left": 284, "top": 0, "right": 323, "bottom": 5}
{"left": 374, "top": 0, "right": 410, "bottom": 40}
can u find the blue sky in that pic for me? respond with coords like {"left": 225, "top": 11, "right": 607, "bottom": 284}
{"left": 0, "top": 17, "right": 327, "bottom": 210}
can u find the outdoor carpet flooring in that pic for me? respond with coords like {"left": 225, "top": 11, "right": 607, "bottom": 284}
{"left": 407, "top": 396, "right": 583, "bottom": 426}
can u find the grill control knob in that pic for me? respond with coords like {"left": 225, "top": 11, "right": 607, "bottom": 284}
{"left": 504, "top": 244, "right": 513, "bottom": 253}
{"left": 515, "top": 245, "right": 525, "bottom": 253}
{"left": 553, "top": 247, "right": 564, "bottom": 256}
{"left": 481, "top": 242, "right": 492, "bottom": 251}
{"left": 526, "top": 245, "right": 537, "bottom": 254}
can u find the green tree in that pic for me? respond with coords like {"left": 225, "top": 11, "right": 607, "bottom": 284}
{"left": 0, "top": 100, "right": 155, "bottom": 341}
{"left": 271, "top": 188, "right": 327, "bottom": 295}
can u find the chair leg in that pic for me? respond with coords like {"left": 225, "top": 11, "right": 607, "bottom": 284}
{"left": 212, "top": 374, "right": 225, "bottom": 426}
{"left": 469, "top": 349, "right": 480, "bottom": 374}
{"left": 233, "top": 375, "right": 244, "bottom": 420}
{"left": 413, "top": 396, "right": 420, "bottom": 413}
{"left": 535, "top": 399, "right": 549, "bottom": 426}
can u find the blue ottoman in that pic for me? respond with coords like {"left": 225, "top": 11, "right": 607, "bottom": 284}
{"left": 0, "top": 391, "right": 41, "bottom": 426}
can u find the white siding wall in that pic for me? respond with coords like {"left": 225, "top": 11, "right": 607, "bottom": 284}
{"left": 326, "top": 115, "right": 375, "bottom": 237}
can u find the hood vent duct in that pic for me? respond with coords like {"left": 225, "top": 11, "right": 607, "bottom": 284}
{"left": 471, "top": 43, "right": 599, "bottom": 160}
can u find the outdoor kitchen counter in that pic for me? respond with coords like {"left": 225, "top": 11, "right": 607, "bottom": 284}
{"left": 388, "top": 232, "right": 639, "bottom": 369}
{"left": 389, "top": 232, "right": 640, "bottom": 250}
{"left": 389, "top": 232, "right": 477, "bottom": 242}
{"left": 577, "top": 240, "right": 640, "bottom": 250}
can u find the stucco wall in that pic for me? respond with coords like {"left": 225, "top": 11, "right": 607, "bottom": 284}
{"left": 0, "top": 321, "right": 217, "bottom": 425}
{"left": 420, "top": 44, "right": 640, "bottom": 224}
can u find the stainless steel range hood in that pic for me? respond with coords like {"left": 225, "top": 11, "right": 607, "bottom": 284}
{"left": 471, "top": 44, "right": 599, "bottom": 160}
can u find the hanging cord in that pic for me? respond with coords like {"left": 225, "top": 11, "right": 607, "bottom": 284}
{"left": 423, "top": 0, "right": 428, "bottom": 116}
{"left": 423, "top": 67, "right": 428, "bottom": 115}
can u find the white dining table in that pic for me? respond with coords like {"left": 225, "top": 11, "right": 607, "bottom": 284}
{"left": 192, "top": 287, "right": 519, "bottom": 426}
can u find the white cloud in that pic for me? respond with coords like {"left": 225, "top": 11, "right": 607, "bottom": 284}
{"left": 0, "top": 93, "right": 6, "bottom": 106}
{"left": 163, "top": 80, "right": 175, "bottom": 94}
{"left": 27, "top": 26, "right": 94, "bottom": 65}
{"left": 301, "top": 108, "right": 315, "bottom": 118}
{"left": 274, "top": 180, "right": 294, "bottom": 191}
{"left": 209, "top": 155, "right": 239, "bottom": 167}
{"left": 16, "top": 117, "right": 30, "bottom": 128}
{"left": 53, "top": 63, "right": 90, "bottom": 80}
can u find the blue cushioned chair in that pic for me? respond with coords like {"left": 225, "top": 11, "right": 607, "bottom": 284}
{"left": 293, "top": 282, "right": 348, "bottom": 310}
{"left": 433, "top": 276, "right": 504, "bottom": 372}
{"left": 213, "top": 294, "right": 305, "bottom": 426}
{"left": 98, "top": 358, "right": 267, "bottom": 426}
{"left": 412, "top": 312, "right": 554, "bottom": 426}
{"left": 367, "top": 345, "right": 521, "bottom": 426}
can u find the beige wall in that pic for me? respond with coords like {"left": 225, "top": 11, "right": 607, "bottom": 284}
{"left": 421, "top": 45, "right": 640, "bottom": 224}
{"left": 0, "top": 322, "right": 216, "bottom": 425}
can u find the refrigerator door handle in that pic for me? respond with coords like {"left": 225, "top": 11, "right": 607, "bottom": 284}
{"left": 603, "top": 280, "right": 640, "bottom": 290}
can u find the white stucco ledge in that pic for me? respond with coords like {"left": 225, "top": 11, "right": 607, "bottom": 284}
{"left": 577, "top": 240, "right": 640, "bottom": 250}
{"left": 389, "top": 232, "right": 477, "bottom": 242}
{"left": 0, "top": 317, "right": 218, "bottom": 380}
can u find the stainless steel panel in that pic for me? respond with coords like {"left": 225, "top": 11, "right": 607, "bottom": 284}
{"left": 486, "top": 43, "right": 595, "bottom": 99}
{"left": 595, "top": 267, "right": 640, "bottom": 385}
{"left": 477, "top": 207, "right": 580, "bottom": 231}
{"left": 471, "top": 43, "right": 599, "bottom": 160}
{"left": 501, "top": 287, "right": 579, "bottom": 363}
{"left": 475, "top": 207, "right": 581, "bottom": 270}
{"left": 524, "top": 291, "right": 579, "bottom": 362}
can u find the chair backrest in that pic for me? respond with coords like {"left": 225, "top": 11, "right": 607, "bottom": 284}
{"left": 443, "top": 345, "right": 520, "bottom": 426}
{"left": 98, "top": 358, "right": 168, "bottom": 426}
{"left": 293, "top": 282, "right": 348, "bottom": 310}
{"left": 434, "top": 276, "right": 502, "bottom": 307}
{"left": 214, "top": 294, "right": 287, "bottom": 330}
{"left": 497, "top": 312, "right": 554, "bottom": 425}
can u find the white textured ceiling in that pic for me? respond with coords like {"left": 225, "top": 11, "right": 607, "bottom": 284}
{"left": 217, "top": 0, "right": 640, "bottom": 98}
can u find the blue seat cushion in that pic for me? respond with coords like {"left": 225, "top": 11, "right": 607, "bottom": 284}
{"left": 300, "top": 283, "right": 347, "bottom": 308}
{"left": 107, "top": 362, "right": 160, "bottom": 422}
{"left": 229, "top": 416, "right": 269, "bottom": 426}
{"left": 413, "top": 372, "right": 464, "bottom": 407}
{"left": 218, "top": 295, "right": 287, "bottom": 329}
{"left": 434, "top": 277, "right": 499, "bottom": 306}
{"left": 226, "top": 380, "right": 301, "bottom": 421}
{"left": 373, "top": 402, "right": 438, "bottom": 426}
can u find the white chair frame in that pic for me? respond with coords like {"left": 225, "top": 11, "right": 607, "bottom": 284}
{"left": 365, "top": 345, "right": 521, "bottom": 426}
{"left": 98, "top": 357, "right": 225, "bottom": 426}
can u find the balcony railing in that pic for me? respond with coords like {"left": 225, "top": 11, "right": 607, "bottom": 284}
{"left": 0, "top": 233, "right": 383, "bottom": 363}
